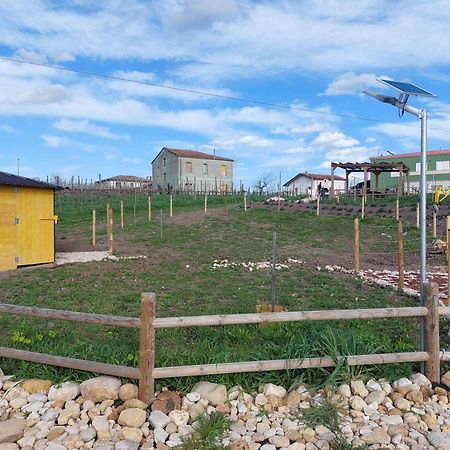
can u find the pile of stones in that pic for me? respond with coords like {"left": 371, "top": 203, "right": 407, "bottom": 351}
{"left": 2, "top": 368, "right": 450, "bottom": 449}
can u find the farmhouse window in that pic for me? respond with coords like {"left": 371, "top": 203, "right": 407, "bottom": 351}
{"left": 415, "top": 163, "right": 421, "bottom": 172}
{"left": 436, "top": 161, "right": 450, "bottom": 171}
{"left": 185, "top": 162, "right": 192, "bottom": 173}
{"left": 203, "top": 163, "right": 208, "bottom": 174}
{"left": 220, "top": 164, "right": 227, "bottom": 176}
{"left": 163, "top": 158, "right": 166, "bottom": 167}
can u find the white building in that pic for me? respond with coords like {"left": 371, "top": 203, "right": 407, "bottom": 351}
{"left": 283, "top": 172, "right": 346, "bottom": 196}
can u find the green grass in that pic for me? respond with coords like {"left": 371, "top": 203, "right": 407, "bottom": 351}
{"left": 0, "top": 194, "right": 440, "bottom": 391}
{"left": 177, "top": 412, "right": 231, "bottom": 450}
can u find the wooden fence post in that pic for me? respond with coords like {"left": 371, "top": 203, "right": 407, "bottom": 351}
{"left": 92, "top": 210, "right": 96, "bottom": 246}
{"left": 138, "top": 292, "right": 156, "bottom": 403}
{"left": 424, "top": 282, "right": 440, "bottom": 383}
{"left": 148, "top": 196, "right": 151, "bottom": 222}
{"left": 397, "top": 220, "right": 404, "bottom": 289}
{"left": 170, "top": 195, "right": 173, "bottom": 218}
{"left": 432, "top": 212, "right": 437, "bottom": 238}
{"left": 354, "top": 218, "right": 360, "bottom": 272}
{"left": 361, "top": 195, "right": 365, "bottom": 219}
{"left": 395, "top": 198, "right": 400, "bottom": 222}
{"left": 447, "top": 216, "right": 450, "bottom": 304}
{"left": 120, "top": 200, "right": 124, "bottom": 228}
{"left": 108, "top": 207, "right": 113, "bottom": 254}
{"left": 106, "top": 202, "right": 110, "bottom": 225}
{"left": 204, "top": 194, "right": 208, "bottom": 214}
{"left": 316, "top": 194, "right": 320, "bottom": 216}
{"left": 244, "top": 193, "right": 247, "bottom": 212}
{"left": 416, "top": 203, "right": 420, "bottom": 228}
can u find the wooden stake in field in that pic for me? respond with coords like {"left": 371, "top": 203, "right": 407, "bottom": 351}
{"left": 432, "top": 211, "right": 437, "bottom": 238}
{"left": 424, "top": 282, "right": 440, "bottom": 383}
{"left": 138, "top": 292, "right": 156, "bottom": 403}
{"left": 169, "top": 195, "right": 173, "bottom": 218}
{"left": 447, "top": 216, "right": 450, "bottom": 304}
{"left": 204, "top": 194, "right": 208, "bottom": 214}
{"left": 416, "top": 203, "right": 420, "bottom": 228}
{"left": 160, "top": 210, "right": 163, "bottom": 241}
{"left": 120, "top": 200, "right": 124, "bottom": 228}
{"left": 397, "top": 220, "right": 404, "bottom": 289}
{"left": 354, "top": 218, "right": 360, "bottom": 272}
{"left": 271, "top": 232, "right": 277, "bottom": 313}
{"left": 148, "top": 196, "right": 152, "bottom": 222}
{"left": 395, "top": 198, "right": 400, "bottom": 222}
{"left": 316, "top": 194, "right": 320, "bottom": 216}
{"left": 92, "top": 210, "right": 96, "bottom": 246}
{"left": 361, "top": 195, "right": 365, "bottom": 219}
{"left": 106, "top": 202, "right": 110, "bottom": 225}
{"left": 108, "top": 207, "right": 113, "bottom": 255}
{"left": 244, "top": 193, "right": 247, "bottom": 212}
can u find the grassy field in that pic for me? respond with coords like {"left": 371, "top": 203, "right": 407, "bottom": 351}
{"left": 0, "top": 193, "right": 446, "bottom": 391}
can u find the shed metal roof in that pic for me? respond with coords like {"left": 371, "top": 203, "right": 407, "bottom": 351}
{"left": 371, "top": 149, "right": 450, "bottom": 160}
{"left": 0, "top": 171, "right": 60, "bottom": 189}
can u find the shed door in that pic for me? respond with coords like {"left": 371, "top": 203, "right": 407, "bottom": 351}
{"left": 16, "top": 187, "right": 55, "bottom": 266}
{"left": 0, "top": 186, "right": 18, "bottom": 270}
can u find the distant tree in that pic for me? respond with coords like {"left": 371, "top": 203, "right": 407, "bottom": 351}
{"left": 254, "top": 173, "right": 275, "bottom": 195}
{"left": 50, "top": 173, "right": 63, "bottom": 186}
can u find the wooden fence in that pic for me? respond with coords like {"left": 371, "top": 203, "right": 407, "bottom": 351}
{"left": 0, "top": 283, "right": 448, "bottom": 403}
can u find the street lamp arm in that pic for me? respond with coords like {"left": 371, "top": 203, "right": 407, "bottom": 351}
{"left": 363, "top": 90, "right": 422, "bottom": 118}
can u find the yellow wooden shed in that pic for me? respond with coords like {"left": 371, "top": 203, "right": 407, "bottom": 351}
{"left": 0, "top": 171, "right": 59, "bottom": 271}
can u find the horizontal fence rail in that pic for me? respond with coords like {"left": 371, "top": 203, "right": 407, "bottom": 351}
{"left": 0, "top": 283, "right": 443, "bottom": 403}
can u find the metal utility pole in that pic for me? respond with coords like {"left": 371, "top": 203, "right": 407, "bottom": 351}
{"left": 364, "top": 79, "right": 436, "bottom": 373}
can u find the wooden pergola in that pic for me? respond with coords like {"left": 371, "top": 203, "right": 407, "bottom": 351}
{"left": 330, "top": 161, "right": 410, "bottom": 197}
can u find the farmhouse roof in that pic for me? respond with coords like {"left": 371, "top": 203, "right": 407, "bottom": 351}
{"left": 283, "top": 172, "right": 345, "bottom": 186}
{"left": 152, "top": 147, "right": 233, "bottom": 164}
{"left": 99, "top": 175, "right": 151, "bottom": 183}
{"left": 0, "top": 171, "right": 60, "bottom": 189}
{"left": 371, "top": 149, "right": 450, "bottom": 160}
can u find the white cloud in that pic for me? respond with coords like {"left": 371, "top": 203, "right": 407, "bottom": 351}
{"left": 366, "top": 137, "right": 376, "bottom": 143}
{"left": 0, "top": 124, "right": 15, "bottom": 133}
{"left": 313, "top": 131, "right": 359, "bottom": 148}
{"left": 324, "top": 72, "right": 390, "bottom": 96}
{"left": 7, "top": 84, "right": 70, "bottom": 105}
{"left": 13, "top": 49, "right": 48, "bottom": 64}
{"left": 2, "top": 1, "right": 450, "bottom": 77}
{"left": 41, "top": 134, "right": 71, "bottom": 148}
{"left": 53, "top": 119, "right": 128, "bottom": 140}
{"left": 53, "top": 52, "right": 76, "bottom": 62}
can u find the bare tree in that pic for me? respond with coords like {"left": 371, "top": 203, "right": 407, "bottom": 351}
{"left": 254, "top": 173, "right": 275, "bottom": 195}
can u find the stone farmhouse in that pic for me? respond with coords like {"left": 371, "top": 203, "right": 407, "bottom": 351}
{"left": 152, "top": 148, "right": 234, "bottom": 193}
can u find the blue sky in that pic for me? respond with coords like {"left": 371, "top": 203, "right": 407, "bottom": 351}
{"left": 1, "top": 0, "right": 450, "bottom": 188}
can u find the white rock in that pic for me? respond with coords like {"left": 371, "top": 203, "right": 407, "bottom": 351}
{"left": 338, "top": 384, "right": 351, "bottom": 398}
{"left": 366, "top": 379, "right": 382, "bottom": 392}
{"left": 185, "top": 392, "right": 200, "bottom": 403}
{"left": 410, "top": 373, "right": 432, "bottom": 387}
{"left": 149, "top": 410, "right": 171, "bottom": 429}
{"left": 262, "top": 383, "right": 286, "bottom": 398}
{"left": 427, "top": 432, "right": 450, "bottom": 448}
{"left": 115, "top": 441, "right": 139, "bottom": 450}
{"left": 350, "top": 380, "right": 368, "bottom": 398}
{"left": 392, "top": 378, "right": 412, "bottom": 390}
{"left": 79, "top": 376, "right": 121, "bottom": 403}
{"left": 48, "top": 382, "right": 80, "bottom": 402}
{"left": 154, "top": 426, "right": 168, "bottom": 443}
{"left": 349, "top": 396, "right": 367, "bottom": 411}
{"left": 168, "top": 410, "right": 189, "bottom": 427}
{"left": 191, "top": 381, "right": 228, "bottom": 406}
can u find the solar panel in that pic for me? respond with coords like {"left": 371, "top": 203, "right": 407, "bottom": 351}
{"left": 378, "top": 79, "right": 436, "bottom": 97}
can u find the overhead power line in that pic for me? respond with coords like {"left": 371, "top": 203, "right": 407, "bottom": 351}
{"left": 0, "top": 55, "right": 448, "bottom": 133}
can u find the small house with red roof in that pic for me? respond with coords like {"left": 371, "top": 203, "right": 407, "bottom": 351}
{"left": 151, "top": 147, "right": 234, "bottom": 193}
{"left": 283, "top": 172, "right": 346, "bottom": 196}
